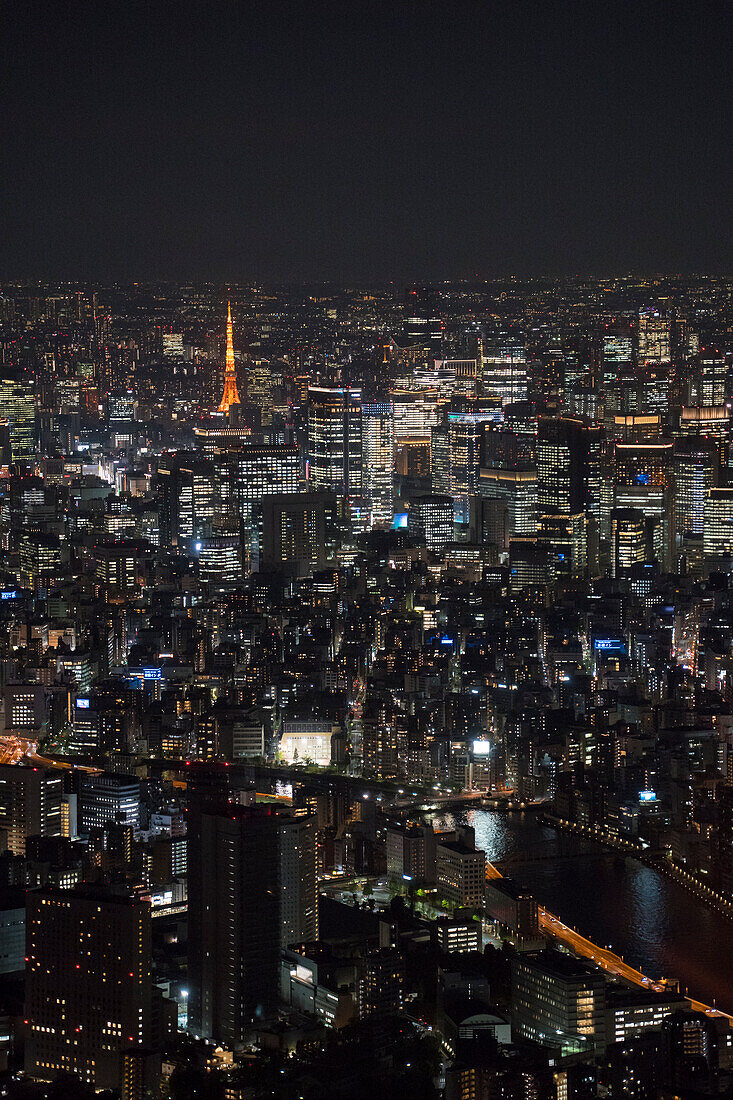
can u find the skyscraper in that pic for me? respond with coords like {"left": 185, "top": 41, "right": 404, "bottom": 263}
{"left": 188, "top": 804, "right": 282, "bottom": 1044}
{"left": 411, "top": 494, "right": 454, "bottom": 553}
{"left": 25, "top": 887, "right": 154, "bottom": 1091}
{"left": 362, "top": 401, "right": 394, "bottom": 527}
{"left": 307, "top": 387, "right": 363, "bottom": 522}
{"left": 391, "top": 386, "right": 440, "bottom": 442}
{"left": 611, "top": 508, "right": 648, "bottom": 577}
{"left": 601, "top": 321, "right": 633, "bottom": 390}
{"left": 536, "top": 417, "right": 602, "bottom": 517}
{"left": 158, "top": 453, "right": 217, "bottom": 547}
{"left": 0, "top": 375, "right": 35, "bottom": 460}
{"left": 279, "top": 814, "right": 319, "bottom": 948}
{"left": 674, "top": 438, "right": 718, "bottom": 541}
{"left": 613, "top": 440, "right": 674, "bottom": 569}
{"left": 0, "top": 764, "right": 63, "bottom": 856}
{"left": 696, "top": 346, "right": 727, "bottom": 406}
{"left": 638, "top": 310, "right": 670, "bottom": 364}
{"left": 482, "top": 337, "right": 528, "bottom": 406}
{"left": 480, "top": 427, "right": 538, "bottom": 539}
{"left": 260, "top": 491, "right": 337, "bottom": 576}
{"left": 432, "top": 404, "right": 498, "bottom": 523}
{"left": 478, "top": 469, "right": 538, "bottom": 540}
{"left": 704, "top": 488, "right": 733, "bottom": 558}
{"left": 226, "top": 443, "right": 302, "bottom": 565}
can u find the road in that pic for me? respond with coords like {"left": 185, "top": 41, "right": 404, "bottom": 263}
{"left": 0, "top": 733, "right": 38, "bottom": 765}
{"left": 486, "top": 859, "right": 732, "bottom": 1024}
{"left": 0, "top": 733, "right": 100, "bottom": 772}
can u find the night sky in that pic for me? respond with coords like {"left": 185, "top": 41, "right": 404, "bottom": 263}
{"left": 2, "top": 0, "right": 732, "bottom": 282}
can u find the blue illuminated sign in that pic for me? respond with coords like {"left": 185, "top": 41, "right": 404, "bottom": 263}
{"left": 76, "top": 698, "right": 90, "bottom": 709}
{"left": 594, "top": 638, "right": 626, "bottom": 653}
{"left": 393, "top": 513, "right": 408, "bottom": 529}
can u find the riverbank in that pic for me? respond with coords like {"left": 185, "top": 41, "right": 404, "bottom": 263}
{"left": 541, "top": 812, "right": 733, "bottom": 922}
{"left": 438, "top": 807, "right": 733, "bottom": 1013}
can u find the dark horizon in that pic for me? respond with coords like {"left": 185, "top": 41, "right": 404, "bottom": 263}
{"left": 2, "top": 0, "right": 732, "bottom": 282}
{"left": 4, "top": 271, "right": 733, "bottom": 294}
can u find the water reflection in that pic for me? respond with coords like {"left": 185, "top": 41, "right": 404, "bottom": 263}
{"left": 434, "top": 808, "right": 733, "bottom": 1012}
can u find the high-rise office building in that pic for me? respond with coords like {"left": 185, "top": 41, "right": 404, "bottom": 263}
{"left": 0, "top": 417, "right": 11, "bottom": 464}
{"left": 3, "top": 682, "right": 49, "bottom": 735}
{"left": 478, "top": 469, "right": 537, "bottom": 540}
{"left": 79, "top": 772, "right": 140, "bottom": 834}
{"left": 695, "top": 346, "right": 727, "bottom": 407}
{"left": 611, "top": 413, "right": 662, "bottom": 443}
{"left": 482, "top": 337, "right": 528, "bottom": 406}
{"left": 402, "top": 293, "right": 443, "bottom": 357}
{"left": 509, "top": 539, "right": 557, "bottom": 591}
{"left": 162, "top": 332, "right": 184, "bottom": 359}
{"left": 247, "top": 359, "right": 277, "bottom": 425}
{"left": 25, "top": 887, "right": 154, "bottom": 1091}
{"left": 231, "top": 443, "right": 301, "bottom": 505}
{"left": 188, "top": 804, "right": 282, "bottom": 1044}
{"left": 0, "top": 375, "right": 35, "bottom": 460}
{"left": 189, "top": 532, "right": 242, "bottom": 584}
{"left": 432, "top": 405, "right": 498, "bottom": 522}
{"left": 601, "top": 321, "right": 634, "bottom": 390}
{"left": 307, "top": 387, "right": 362, "bottom": 522}
{"left": 637, "top": 362, "right": 670, "bottom": 417}
{"left": 157, "top": 453, "right": 217, "bottom": 547}
{"left": 536, "top": 417, "right": 602, "bottom": 519}
{"left": 391, "top": 386, "right": 440, "bottom": 442}
{"left": 613, "top": 439, "right": 675, "bottom": 569}
{"left": 107, "top": 390, "right": 136, "bottom": 431}
{"left": 70, "top": 697, "right": 100, "bottom": 755}
{"left": 18, "top": 531, "right": 63, "bottom": 590}
{"left": 260, "top": 491, "right": 337, "bottom": 576}
{"left": 435, "top": 826, "right": 486, "bottom": 907}
{"left": 679, "top": 405, "right": 731, "bottom": 469}
{"left": 614, "top": 440, "right": 673, "bottom": 490}
{"left": 224, "top": 443, "right": 302, "bottom": 562}
{"left": 662, "top": 1011, "right": 719, "bottom": 1094}
{"left": 512, "top": 951, "right": 607, "bottom": 1053}
{"left": 611, "top": 509, "right": 648, "bottom": 577}
{"left": 362, "top": 401, "right": 394, "bottom": 527}
{"left": 674, "top": 438, "right": 718, "bottom": 540}
{"left": 638, "top": 310, "right": 670, "bottom": 364}
{"left": 411, "top": 495, "right": 454, "bottom": 553}
{"left": 448, "top": 409, "right": 497, "bottom": 523}
{"left": 703, "top": 488, "right": 733, "bottom": 558}
{"left": 356, "top": 948, "right": 405, "bottom": 1019}
{"left": 0, "top": 764, "right": 63, "bottom": 855}
{"left": 479, "top": 429, "right": 537, "bottom": 539}
{"left": 538, "top": 511, "right": 592, "bottom": 579}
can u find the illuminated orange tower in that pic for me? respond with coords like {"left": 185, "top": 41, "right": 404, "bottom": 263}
{"left": 218, "top": 301, "right": 241, "bottom": 413}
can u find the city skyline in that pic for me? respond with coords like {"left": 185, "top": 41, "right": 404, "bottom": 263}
{"left": 3, "top": 0, "right": 733, "bottom": 1095}
{"left": 2, "top": 275, "right": 733, "bottom": 1095}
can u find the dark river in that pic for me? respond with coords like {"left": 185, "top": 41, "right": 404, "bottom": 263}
{"left": 432, "top": 808, "right": 733, "bottom": 1014}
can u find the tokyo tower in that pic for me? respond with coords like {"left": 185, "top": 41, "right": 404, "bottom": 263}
{"left": 217, "top": 301, "right": 241, "bottom": 414}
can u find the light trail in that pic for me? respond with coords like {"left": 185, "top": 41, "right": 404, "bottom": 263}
{"left": 485, "top": 859, "right": 732, "bottom": 1023}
